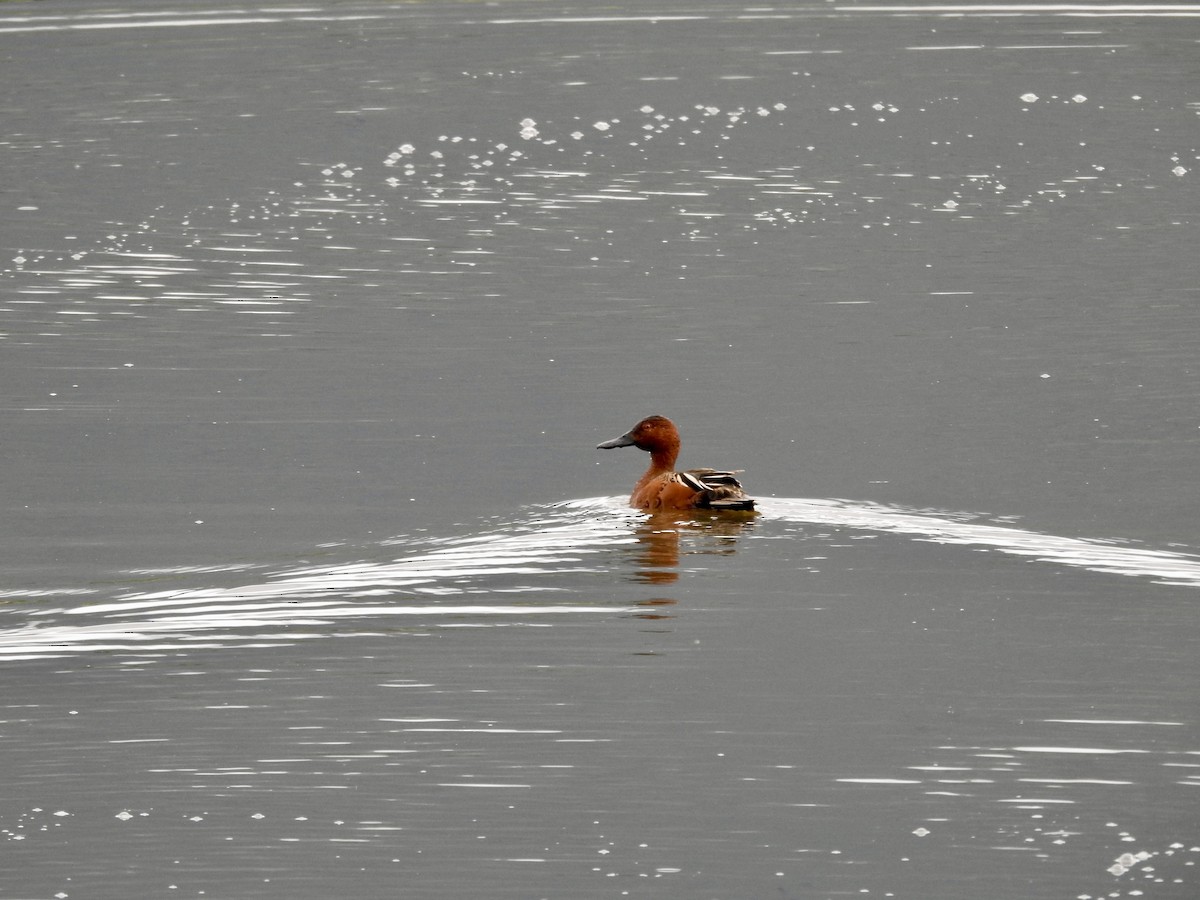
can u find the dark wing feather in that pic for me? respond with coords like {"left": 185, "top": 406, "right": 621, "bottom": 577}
{"left": 682, "top": 468, "right": 755, "bottom": 511}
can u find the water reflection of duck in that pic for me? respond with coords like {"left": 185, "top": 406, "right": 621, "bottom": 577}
{"left": 631, "top": 511, "right": 755, "bottom": 584}
{"left": 597, "top": 415, "right": 756, "bottom": 511}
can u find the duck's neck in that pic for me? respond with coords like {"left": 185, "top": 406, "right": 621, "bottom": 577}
{"left": 635, "top": 443, "right": 679, "bottom": 491}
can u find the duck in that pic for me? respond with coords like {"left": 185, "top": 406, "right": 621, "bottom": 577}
{"left": 597, "top": 415, "right": 756, "bottom": 511}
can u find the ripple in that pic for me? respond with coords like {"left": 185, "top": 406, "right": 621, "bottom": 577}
{"left": 6, "top": 75, "right": 1157, "bottom": 347}
{"left": 1, "top": 496, "right": 1198, "bottom": 662}
{"left": 761, "top": 497, "right": 1200, "bottom": 586}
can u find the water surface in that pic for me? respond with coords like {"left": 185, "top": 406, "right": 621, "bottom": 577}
{"left": 2, "top": 1, "right": 1198, "bottom": 898}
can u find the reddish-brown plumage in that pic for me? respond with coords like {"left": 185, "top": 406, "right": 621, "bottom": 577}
{"left": 597, "top": 415, "right": 756, "bottom": 512}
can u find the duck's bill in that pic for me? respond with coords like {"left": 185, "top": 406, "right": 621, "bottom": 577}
{"left": 597, "top": 432, "right": 636, "bottom": 450}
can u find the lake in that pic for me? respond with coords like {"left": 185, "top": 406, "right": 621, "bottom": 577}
{"left": 1, "top": 1, "right": 1198, "bottom": 898}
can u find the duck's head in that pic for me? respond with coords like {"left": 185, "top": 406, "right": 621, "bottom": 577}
{"left": 597, "top": 415, "right": 680, "bottom": 457}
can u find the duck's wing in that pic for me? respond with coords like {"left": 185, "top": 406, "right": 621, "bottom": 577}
{"left": 685, "top": 468, "right": 745, "bottom": 487}
{"left": 681, "top": 469, "right": 756, "bottom": 511}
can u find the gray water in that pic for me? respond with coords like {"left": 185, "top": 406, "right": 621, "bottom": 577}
{"left": 2, "top": 1, "right": 1198, "bottom": 898}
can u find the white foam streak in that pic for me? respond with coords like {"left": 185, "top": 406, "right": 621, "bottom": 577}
{"left": 760, "top": 498, "right": 1200, "bottom": 586}
{"left": 839, "top": 4, "right": 1200, "bottom": 14}
{"left": 0, "top": 509, "right": 633, "bottom": 661}
{"left": 2, "top": 496, "right": 1196, "bottom": 661}
{"left": 0, "top": 12, "right": 388, "bottom": 35}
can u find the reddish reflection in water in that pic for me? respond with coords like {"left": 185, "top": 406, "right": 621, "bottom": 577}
{"left": 630, "top": 511, "right": 757, "bottom": 586}
{"left": 633, "top": 597, "right": 677, "bottom": 620}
